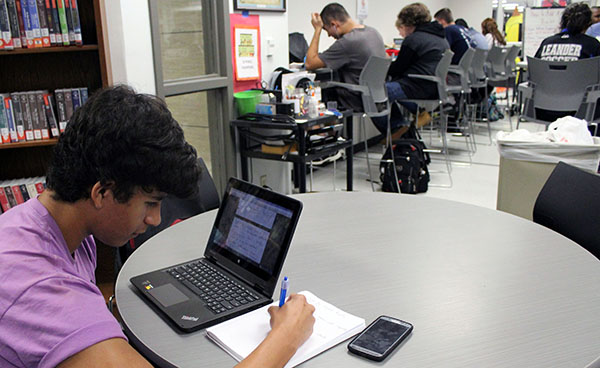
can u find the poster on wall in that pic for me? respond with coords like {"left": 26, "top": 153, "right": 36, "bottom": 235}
{"left": 357, "top": 0, "right": 368, "bottom": 21}
{"left": 234, "top": 26, "right": 260, "bottom": 80}
{"left": 230, "top": 13, "right": 262, "bottom": 92}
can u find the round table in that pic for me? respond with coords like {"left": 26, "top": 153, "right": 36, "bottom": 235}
{"left": 115, "top": 192, "right": 600, "bottom": 367}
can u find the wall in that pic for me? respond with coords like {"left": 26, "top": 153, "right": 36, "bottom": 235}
{"left": 447, "top": 0, "right": 493, "bottom": 32}
{"left": 103, "top": 0, "right": 155, "bottom": 94}
{"left": 103, "top": 1, "right": 494, "bottom": 94}
{"left": 289, "top": 0, "right": 450, "bottom": 47}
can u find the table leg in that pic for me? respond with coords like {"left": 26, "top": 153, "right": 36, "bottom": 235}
{"left": 298, "top": 127, "right": 307, "bottom": 193}
{"left": 238, "top": 128, "right": 249, "bottom": 181}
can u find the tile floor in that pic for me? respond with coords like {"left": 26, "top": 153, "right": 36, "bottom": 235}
{"left": 305, "top": 116, "right": 544, "bottom": 210}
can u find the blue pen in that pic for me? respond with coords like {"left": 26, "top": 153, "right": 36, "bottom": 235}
{"left": 279, "top": 276, "right": 289, "bottom": 307}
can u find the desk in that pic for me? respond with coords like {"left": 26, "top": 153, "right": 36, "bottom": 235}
{"left": 116, "top": 192, "right": 600, "bottom": 367}
{"left": 232, "top": 112, "right": 353, "bottom": 193}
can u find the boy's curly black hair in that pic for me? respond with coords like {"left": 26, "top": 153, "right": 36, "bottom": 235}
{"left": 46, "top": 85, "right": 201, "bottom": 203}
{"left": 561, "top": 3, "right": 592, "bottom": 35}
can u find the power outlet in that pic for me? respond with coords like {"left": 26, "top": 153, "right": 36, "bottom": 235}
{"left": 260, "top": 175, "right": 267, "bottom": 187}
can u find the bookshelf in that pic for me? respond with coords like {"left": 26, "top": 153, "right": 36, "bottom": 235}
{"left": 0, "top": 0, "right": 114, "bottom": 285}
{"left": 0, "top": 0, "right": 107, "bottom": 180}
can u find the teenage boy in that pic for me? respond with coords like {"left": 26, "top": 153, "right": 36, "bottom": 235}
{"left": 305, "top": 2, "right": 386, "bottom": 118}
{"left": 0, "top": 85, "right": 315, "bottom": 368}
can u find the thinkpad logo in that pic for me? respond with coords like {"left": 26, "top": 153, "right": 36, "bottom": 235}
{"left": 181, "top": 315, "right": 199, "bottom": 322}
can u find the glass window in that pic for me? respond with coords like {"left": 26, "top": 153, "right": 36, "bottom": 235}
{"left": 157, "top": 0, "right": 212, "bottom": 81}
{"left": 166, "top": 92, "right": 212, "bottom": 173}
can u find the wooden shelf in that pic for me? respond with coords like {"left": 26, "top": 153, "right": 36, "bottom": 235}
{"left": 0, "top": 45, "right": 99, "bottom": 56}
{"left": 0, "top": 139, "right": 59, "bottom": 150}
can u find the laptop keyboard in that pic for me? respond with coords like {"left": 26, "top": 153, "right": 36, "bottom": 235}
{"left": 166, "top": 261, "right": 260, "bottom": 314}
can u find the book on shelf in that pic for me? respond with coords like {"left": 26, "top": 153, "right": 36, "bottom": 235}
{"left": 10, "top": 92, "right": 25, "bottom": 140}
{"left": 3, "top": 183, "right": 17, "bottom": 208}
{"left": 54, "top": 88, "right": 66, "bottom": 132}
{"left": 35, "top": 0, "right": 50, "bottom": 47}
{"left": 61, "top": 0, "right": 71, "bottom": 44}
{"left": 67, "top": 0, "right": 78, "bottom": 44}
{"left": 6, "top": 0, "right": 21, "bottom": 48}
{"left": 79, "top": 87, "right": 87, "bottom": 104}
{"left": 0, "top": 88, "right": 87, "bottom": 143}
{"left": 25, "top": 0, "right": 43, "bottom": 48}
{"left": 0, "top": 0, "right": 14, "bottom": 50}
{"left": 70, "top": 87, "right": 80, "bottom": 111}
{"left": 206, "top": 291, "right": 366, "bottom": 368}
{"left": 0, "top": 0, "right": 83, "bottom": 50}
{"left": 43, "top": 93, "right": 59, "bottom": 137}
{"left": 2, "top": 94, "right": 19, "bottom": 142}
{"left": 55, "top": 0, "right": 67, "bottom": 45}
{"left": 0, "top": 187, "right": 9, "bottom": 212}
{"left": 18, "top": 0, "right": 32, "bottom": 47}
{"left": 0, "top": 176, "right": 46, "bottom": 213}
{"left": 63, "top": 87, "right": 73, "bottom": 124}
{"left": 35, "top": 90, "right": 50, "bottom": 139}
{"left": 0, "top": 96, "right": 10, "bottom": 143}
{"left": 46, "top": 0, "right": 59, "bottom": 45}
{"left": 10, "top": 182, "right": 25, "bottom": 204}
{"left": 20, "top": 92, "right": 34, "bottom": 140}
{"left": 18, "top": 183, "right": 30, "bottom": 201}
{"left": 14, "top": 0, "right": 26, "bottom": 47}
{"left": 26, "top": 91, "right": 41, "bottom": 139}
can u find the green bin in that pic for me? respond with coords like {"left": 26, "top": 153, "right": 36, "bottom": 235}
{"left": 234, "top": 90, "right": 263, "bottom": 116}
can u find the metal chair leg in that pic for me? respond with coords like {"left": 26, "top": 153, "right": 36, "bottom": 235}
{"left": 362, "top": 113, "right": 375, "bottom": 192}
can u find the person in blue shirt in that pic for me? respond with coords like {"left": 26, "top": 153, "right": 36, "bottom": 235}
{"left": 455, "top": 18, "right": 489, "bottom": 50}
{"left": 434, "top": 8, "right": 474, "bottom": 65}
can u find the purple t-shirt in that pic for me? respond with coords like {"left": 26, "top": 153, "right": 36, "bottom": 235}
{"left": 0, "top": 198, "right": 126, "bottom": 367}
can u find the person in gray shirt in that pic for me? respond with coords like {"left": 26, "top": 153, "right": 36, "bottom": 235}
{"left": 305, "top": 3, "right": 386, "bottom": 115}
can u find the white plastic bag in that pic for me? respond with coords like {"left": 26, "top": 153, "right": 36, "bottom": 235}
{"left": 547, "top": 116, "right": 594, "bottom": 145}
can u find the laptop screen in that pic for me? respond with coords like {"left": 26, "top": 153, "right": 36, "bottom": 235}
{"left": 205, "top": 179, "right": 302, "bottom": 293}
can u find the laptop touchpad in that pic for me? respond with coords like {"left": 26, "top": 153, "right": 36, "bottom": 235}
{"left": 148, "top": 284, "right": 189, "bottom": 308}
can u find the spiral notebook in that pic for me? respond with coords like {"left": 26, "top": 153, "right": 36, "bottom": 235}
{"left": 206, "top": 291, "right": 365, "bottom": 367}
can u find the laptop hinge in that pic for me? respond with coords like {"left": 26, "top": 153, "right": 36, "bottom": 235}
{"left": 253, "top": 284, "right": 268, "bottom": 296}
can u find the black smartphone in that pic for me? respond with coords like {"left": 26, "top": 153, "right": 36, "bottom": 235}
{"left": 347, "top": 316, "right": 413, "bottom": 362}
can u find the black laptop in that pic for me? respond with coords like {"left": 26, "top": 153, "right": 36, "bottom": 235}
{"left": 130, "top": 178, "right": 303, "bottom": 333}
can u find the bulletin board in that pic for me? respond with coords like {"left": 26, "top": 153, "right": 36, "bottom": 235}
{"left": 230, "top": 13, "right": 262, "bottom": 93}
{"left": 523, "top": 7, "right": 564, "bottom": 58}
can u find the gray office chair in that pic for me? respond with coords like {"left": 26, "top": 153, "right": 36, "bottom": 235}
{"left": 467, "top": 48, "right": 493, "bottom": 143}
{"left": 519, "top": 56, "right": 600, "bottom": 135}
{"left": 396, "top": 49, "right": 455, "bottom": 187}
{"left": 533, "top": 161, "right": 600, "bottom": 259}
{"left": 321, "top": 56, "right": 392, "bottom": 191}
{"left": 448, "top": 47, "right": 476, "bottom": 153}
{"left": 486, "top": 45, "right": 519, "bottom": 130}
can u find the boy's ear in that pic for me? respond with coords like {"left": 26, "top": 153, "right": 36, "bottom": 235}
{"left": 90, "top": 182, "right": 109, "bottom": 209}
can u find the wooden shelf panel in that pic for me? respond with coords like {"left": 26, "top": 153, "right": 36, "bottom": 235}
{"left": 0, "top": 45, "right": 99, "bottom": 56}
{"left": 0, "top": 139, "right": 58, "bottom": 150}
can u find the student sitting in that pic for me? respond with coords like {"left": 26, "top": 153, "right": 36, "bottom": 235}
{"left": 0, "top": 85, "right": 316, "bottom": 368}
{"left": 456, "top": 18, "right": 489, "bottom": 50}
{"left": 535, "top": 2, "right": 600, "bottom": 61}
{"left": 481, "top": 17, "right": 507, "bottom": 49}
{"left": 373, "top": 2, "right": 449, "bottom": 137}
{"left": 305, "top": 2, "right": 385, "bottom": 116}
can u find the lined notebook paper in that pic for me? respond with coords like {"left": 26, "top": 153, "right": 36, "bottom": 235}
{"left": 206, "top": 290, "right": 365, "bottom": 367}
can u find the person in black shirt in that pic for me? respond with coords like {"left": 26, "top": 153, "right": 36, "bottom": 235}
{"left": 534, "top": 3, "right": 600, "bottom": 125}
{"left": 535, "top": 3, "right": 600, "bottom": 61}
{"left": 371, "top": 3, "right": 448, "bottom": 138}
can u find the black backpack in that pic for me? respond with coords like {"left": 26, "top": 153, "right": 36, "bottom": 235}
{"left": 379, "top": 138, "right": 430, "bottom": 194}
